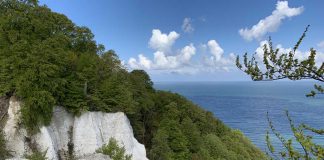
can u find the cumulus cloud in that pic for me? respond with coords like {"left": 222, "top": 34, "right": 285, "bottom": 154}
{"left": 239, "top": 1, "right": 303, "bottom": 41}
{"left": 179, "top": 43, "right": 196, "bottom": 63}
{"left": 153, "top": 51, "right": 178, "bottom": 69}
{"left": 128, "top": 54, "right": 152, "bottom": 70}
{"left": 182, "top": 18, "right": 194, "bottom": 33}
{"left": 128, "top": 29, "right": 238, "bottom": 74}
{"left": 208, "top": 40, "right": 224, "bottom": 61}
{"left": 149, "top": 29, "right": 179, "bottom": 53}
{"left": 130, "top": 44, "right": 196, "bottom": 71}
{"left": 202, "top": 40, "right": 236, "bottom": 72}
{"left": 128, "top": 30, "right": 197, "bottom": 72}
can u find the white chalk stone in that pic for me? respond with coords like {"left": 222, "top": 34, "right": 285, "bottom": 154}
{"left": 3, "top": 97, "right": 148, "bottom": 160}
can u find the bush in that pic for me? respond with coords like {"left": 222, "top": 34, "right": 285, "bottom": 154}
{"left": 25, "top": 150, "right": 47, "bottom": 160}
{"left": 0, "top": 130, "right": 11, "bottom": 160}
{"left": 96, "top": 138, "right": 132, "bottom": 160}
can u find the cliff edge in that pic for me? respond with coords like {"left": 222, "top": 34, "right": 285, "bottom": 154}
{"left": 3, "top": 97, "right": 148, "bottom": 160}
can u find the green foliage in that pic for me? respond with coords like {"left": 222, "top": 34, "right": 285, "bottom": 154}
{"left": 236, "top": 26, "right": 323, "bottom": 97}
{"left": 0, "top": 130, "right": 11, "bottom": 160}
{"left": 266, "top": 111, "right": 324, "bottom": 160}
{"left": 20, "top": 91, "right": 55, "bottom": 134}
{"left": 307, "top": 84, "right": 324, "bottom": 97}
{"left": 96, "top": 138, "right": 132, "bottom": 160}
{"left": 0, "top": 0, "right": 76, "bottom": 132}
{"left": 236, "top": 26, "right": 324, "bottom": 160}
{"left": 0, "top": 0, "right": 134, "bottom": 132}
{"left": 25, "top": 150, "right": 47, "bottom": 160}
{"left": 147, "top": 91, "right": 266, "bottom": 160}
{"left": 0, "top": 1, "right": 266, "bottom": 159}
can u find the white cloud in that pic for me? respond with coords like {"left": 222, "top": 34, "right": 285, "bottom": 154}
{"left": 154, "top": 51, "right": 179, "bottom": 69}
{"left": 149, "top": 29, "right": 179, "bottom": 53}
{"left": 239, "top": 1, "right": 303, "bottom": 41}
{"left": 179, "top": 43, "right": 196, "bottom": 63}
{"left": 138, "top": 54, "right": 152, "bottom": 69}
{"left": 128, "top": 44, "right": 196, "bottom": 72}
{"left": 130, "top": 30, "right": 197, "bottom": 72}
{"left": 203, "top": 40, "right": 235, "bottom": 72}
{"left": 128, "top": 30, "right": 237, "bottom": 74}
{"left": 182, "top": 18, "right": 194, "bottom": 33}
{"left": 151, "top": 43, "right": 196, "bottom": 70}
{"left": 128, "top": 58, "right": 139, "bottom": 69}
{"left": 207, "top": 40, "right": 224, "bottom": 61}
{"left": 128, "top": 54, "right": 152, "bottom": 70}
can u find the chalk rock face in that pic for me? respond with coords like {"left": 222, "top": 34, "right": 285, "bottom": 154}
{"left": 73, "top": 111, "right": 146, "bottom": 159}
{"left": 4, "top": 97, "right": 29, "bottom": 158}
{"left": 78, "top": 153, "right": 111, "bottom": 160}
{"left": 3, "top": 97, "right": 148, "bottom": 160}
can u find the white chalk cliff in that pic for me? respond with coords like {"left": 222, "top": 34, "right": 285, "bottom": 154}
{"left": 3, "top": 97, "right": 148, "bottom": 160}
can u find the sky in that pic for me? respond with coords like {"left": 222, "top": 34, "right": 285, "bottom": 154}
{"left": 39, "top": 0, "right": 324, "bottom": 82}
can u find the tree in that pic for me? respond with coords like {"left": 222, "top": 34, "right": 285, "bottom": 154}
{"left": 128, "top": 70, "right": 155, "bottom": 145}
{"left": 149, "top": 117, "right": 190, "bottom": 160}
{"left": 236, "top": 26, "right": 324, "bottom": 159}
{"left": 0, "top": 1, "right": 268, "bottom": 159}
{"left": 0, "top": 0, "right": 74, "bottom": 132}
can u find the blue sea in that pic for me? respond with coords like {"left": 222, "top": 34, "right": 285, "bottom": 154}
{"left": 154, "top": 81, "right": 324, "bottom": 153}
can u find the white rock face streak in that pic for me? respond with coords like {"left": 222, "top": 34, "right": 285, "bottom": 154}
{"left": 3, "top": 97, "right": 148, "bottom": 160}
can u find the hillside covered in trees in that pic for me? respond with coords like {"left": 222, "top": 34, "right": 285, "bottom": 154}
{"left": 0, "top": 1, "right": 265, "bottom": 159}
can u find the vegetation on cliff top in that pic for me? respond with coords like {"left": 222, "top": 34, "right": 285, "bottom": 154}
{"left": 0, "top": 0, "right": 265, "bottom": 159}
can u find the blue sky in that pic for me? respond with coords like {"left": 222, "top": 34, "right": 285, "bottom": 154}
{"left": 39, "top": 0, "right": 324, "bottom": 81}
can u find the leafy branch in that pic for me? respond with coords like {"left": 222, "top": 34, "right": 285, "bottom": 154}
{"left": 236, "top": 26, "right": 324, "bottom": 160}
{"left": 266, "top": 111, "right": 324, "bottom": 159}
{"left": 236, "top": 26, "right": 324, "bottom": 97}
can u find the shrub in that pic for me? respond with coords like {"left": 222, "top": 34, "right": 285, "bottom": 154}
{"left": 25, "top": 151, "right": 47, "bottom": 160}
{"left": 0, "top": 130, "right": 11, "bottom": 160}
{"left": 96, "top": 138, "right": 132, "bottom": 160}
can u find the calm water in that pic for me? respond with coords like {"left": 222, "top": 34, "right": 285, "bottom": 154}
{"left": 154, "top": 81, "right": 324, "bottom": 152}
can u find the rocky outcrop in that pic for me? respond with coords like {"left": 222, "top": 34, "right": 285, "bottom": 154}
{"left": 3, "top": 97, "right": 148, "bottom": 160}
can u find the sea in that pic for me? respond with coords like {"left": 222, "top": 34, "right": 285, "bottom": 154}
{"left": 154, "top": 81, "right": 324, "bottom": 153}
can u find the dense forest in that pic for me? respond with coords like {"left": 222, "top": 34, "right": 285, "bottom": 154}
{"left": 0, "top": 0, "right": 265, "bottom": 159}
